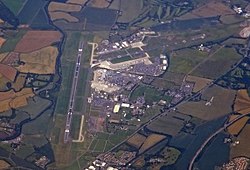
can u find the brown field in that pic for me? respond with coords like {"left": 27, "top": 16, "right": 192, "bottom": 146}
{"left": 178, "top": 85, "right": 236, "bottom": 120}
{"left": 2, "top": 52, "right": 20, "bottom": 65}
{"left": 16, "top": 46, "right": 58, "bottom": 74}
{"left": 12, "top": 74, "right": 26, "bottom": 91}
{"left": 0, "top": 37, "right": 6, "bottom": 47}
{"left": 0, "top": 160, "right": 10, "bottom": 169}
{"left": 0, "top": 63, "right": 17, "bottom": 81}
{"left": 127, "top": 133, "right": 147, "bottom": 149}
{"left": 48, "top": 2, "right": 82, "bottom": 12}
{"left": 0, "top": 52, "right": 8, "bottom": 62}
{"left": 139, "top": 134, "right": 166, "bottom": 154}
{"left": 15, "top": 31, "right": 62, "bottom": 53}
{"left": 88, "top": 0, "right": 110, "bottom": 8}
{"left": 179, "top": 1, "right": 234, "bottom": 20}
{"left": 66, "top": 0, "right": 88, "bottom": 5}
{"left": 49, "top": 11, "right": 79, "bottom": 22}
{"left": 234, "top": 90, "right": 250, "bottom": 115}
{"left": 186, "top": 75, "right": 212, "bottom": 92}
{"left": 0, "top": 88, "right": 34, "bottom": 113}
{"left": 227, "top": 115, "right": 249, "bottom": 136}
{"left": 230, "top": 124, "right": 250, "bottom": 159}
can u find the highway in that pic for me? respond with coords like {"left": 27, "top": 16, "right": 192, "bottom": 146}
{"left": 188, "top": 113, "right": 250, "bottom": 170}
{"left": 64, "top": 41, "right": 84, "bottom": 143}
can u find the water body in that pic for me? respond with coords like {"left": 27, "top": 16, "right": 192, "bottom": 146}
{"left": 168, "top": 116, "right": 227, "bottom": 170}
{"left": 195, "top": 132, "right": 230, "bottom": 170}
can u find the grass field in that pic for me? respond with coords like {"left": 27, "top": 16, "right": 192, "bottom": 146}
{"left": 110, "top": 55, "right": 133, "bottom": 64}
{"left": 130, "top": 85, "right": 172, "bottom": 104}
{"left": 70, "top": 115, "right": 82, "bottom": 139}
{"left": 161, "top": 147, "right": 181, "bottom": 165}
{"left": 2, "top": 0, "right": 26, "bottom": 15}
{"left": 168, "top": 48, "right": 208, "bottom": 74}
{"left": 191, "top": 47, "right": 242, "bottom": 80}
{"left": 55, "top": 32, "right": 91, "bottom": 115}
{"left": 178, "top": 1, "right": 234, "bottom": 20}
{"left": 19, "top": 96, "right": 52, "bottom": 119}
{"left": 117, "top": 0, "right": 144, "bottom": 23}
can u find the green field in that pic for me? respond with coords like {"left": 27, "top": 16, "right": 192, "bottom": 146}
{"left": 70, "top": 115, "right": 82, "bottom": 139}
{"left": 55, "top": 32, "right": 82, "bottom": 115}
{"left": 110, "top": 55, "right": 133, "bottom": 64}
{"left": 191, "top": 47, "right": 242, "bottom": 79}
{"left": 2, "top": 0, "right": 26, "bottom": 15}
{"left": 117, "top": 0, "right": 144, "bottom": 23}
{"left": 168, "top": 48, "right": 208, "bottom": 74}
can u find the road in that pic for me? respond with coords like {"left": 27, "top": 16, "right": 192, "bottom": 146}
{"left": 117, "top": 55, "right": 247, "bottom": 167}
{"left": 188, "top": 113, "right": 250, "bottom": 170}
{"left": 64, "top": 41, "right": 84, "bottom": 143}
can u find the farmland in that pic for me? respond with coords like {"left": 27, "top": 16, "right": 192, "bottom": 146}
{"left": 66, "top": 0, "right": 88, "bottom": 5}
{"left": 191, "top": 47, "right": 242, "bottom": 80}
{"left": 88, "top": 0, "right": 110, "bottom": 8}
{"left": 0, "top": 63, "right": 17, "bottom": 81}
{"left": 234, "top": 90, "right": 250, "bottom": 115}
{"left": 16, "top": 46, "right": 59, "bottom": 74}
{"left": 0, "top": 88, "right": 34, "bottom": 113}
{"left": 177, "top": 85, "right": 236, "bottom": 120}
{"left": 127, "top": 133, "right": 147, "bottom": 149}
{"left": 227, "top": 115, "right": 249, "bottom": 136}
{"left": 146, "top": 111, "right": 191, "bottom": 136}
{"left": 139, "top": 134, "right": 166, "bottom": 154}
{"left": 50, "top": 11, "right": 79, "bottom": 23}
{"left": 48, "top": 2, "right": 82, "bottom": 12}
{"left": 230, "top": 124, "right": 250, "bottom": 159}
{"left": 186, "top": 75, "right": 212, "bottom": 92}
{"left": 178, "top": 1, "right": 234, "bottom": 20}
{"left": 14, "top": 30, "right": 62, "bottom": 53}
{"left": 11, "top": 74, "right": 26, "bottom": 91}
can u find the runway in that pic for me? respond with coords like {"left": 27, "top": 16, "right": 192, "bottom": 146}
{"left": 64, "top": 41, "right": 84, "bottom": 143}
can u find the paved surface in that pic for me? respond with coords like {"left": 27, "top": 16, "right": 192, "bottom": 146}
{"left": 64, "top": 41, "right": 84, "bottom": 143}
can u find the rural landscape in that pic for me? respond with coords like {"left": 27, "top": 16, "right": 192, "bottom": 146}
{"left": 0, "top": 0, "right": 250, "bottom": 169}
